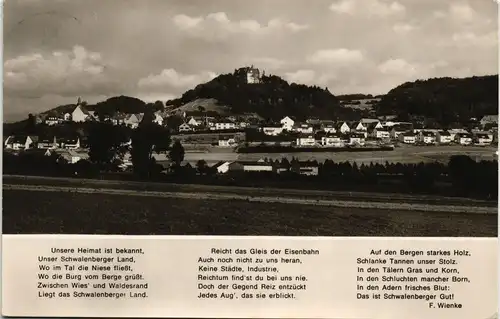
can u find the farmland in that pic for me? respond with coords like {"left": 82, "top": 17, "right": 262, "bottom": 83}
{"left": 181, "top": 144, "right": 497, "bottom": 165}
{"left": 3, "top": 176, "right": 497, "bottom": 237}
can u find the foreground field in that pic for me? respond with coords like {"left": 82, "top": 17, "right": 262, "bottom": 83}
{"left": 3, "top": 188, "right": 497, "bottom": 237}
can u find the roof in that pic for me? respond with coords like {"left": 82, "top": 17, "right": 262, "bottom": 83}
{"left": 360, "top": 118, "right": 380, "bottom": 124}
{"left": 297, "top": 134, "right": 315, "bottom": 138}
{"left": 456, "top": 133, "right": 472, "bottom": 138}
{"left": 233, "top": 161, "right": 273, "bottom": 166}
{"left": 74, "top": 105, "right": 91, "bottom": 115}
{"left": 402, "top": 131, "right": 416, "bottom": 136}
{"left": 480, "top": 115, "right": 498, "bottom": 123}
{"left": 212, "top": 161, "right": 231, "bottom": 168}
{"left": 438, "top": 131, "right": 451, "bottom": 136}
{"left": 421, "top": 131, "right": 435, "bottom": 137}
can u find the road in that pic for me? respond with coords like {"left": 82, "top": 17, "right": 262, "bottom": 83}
{"left": 3, "top": 175, "right": 497, "bottom": 214}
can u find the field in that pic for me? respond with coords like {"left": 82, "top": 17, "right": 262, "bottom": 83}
{"left": 182, "top": 144, "right": 497, "bottom": 165}
{"left": 3, "top": 176, "right": 497, "bottom": 237}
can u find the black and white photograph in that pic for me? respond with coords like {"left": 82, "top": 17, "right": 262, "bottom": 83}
{"left": 3, "top": 0, "right": 498, "bottom": 237}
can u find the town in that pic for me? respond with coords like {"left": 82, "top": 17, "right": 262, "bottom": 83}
{"left": 3, "top": 93, "right": 498, "bottom": 176}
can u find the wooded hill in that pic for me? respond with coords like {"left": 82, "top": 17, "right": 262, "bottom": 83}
{"left": 376, "top": 75, "right": 498, "bottom": 124}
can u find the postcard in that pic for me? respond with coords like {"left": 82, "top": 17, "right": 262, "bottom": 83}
{"left": 2, "top": 0, "right": 498, "bottom": 318}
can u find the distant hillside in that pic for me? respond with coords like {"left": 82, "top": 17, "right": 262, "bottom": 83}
{"left": 376, "top": 75, "right": 499, "bottom": 124}
{"left": 167, "top": 67, "right": 362, "bottom": 121}
{"left": 166, "top": 98, "right": 231, "bottom": 116}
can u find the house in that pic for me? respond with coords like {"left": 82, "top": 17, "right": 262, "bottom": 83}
{"left": 473, "top": 132, "right": 493, "bottom": 146}
{"left": 293, "top": 123, "right": 314, "bottom": 134}
{"left": 480, "top": 115, "right": 498, "bottom": 127}
{"left": 63, "top": 113, "right": 72, "bottom": 121}
{"left": 72, "top": 105, "right": 94, "bottom": 122}
{"left": 153, "top": 112, "right": 164, "bottom": 126}
{"left": 320, "top": 121, "right": 337, "bottom": 133}
{"left": 218, "top": 136, "right": 237, "bottom": 147}
{"left": 436, "top": 131, "right": 452, "bottom": 144}
{"left": 448, "top": 129, "right": 468, "bottom": 141}
{"left": 5, "top": 135, "right": 38, "bottom": 150}
{"left": 349, "top": 133, "right": 365, "bottom": 146}
{"left": 212, "top": 121, "right": 237, "bottom": 131}
{"left": 296, "top": 134, "right": 316, "bottom": 147}
{"left": 390, "top": 124, "right": 413, "bottom": 139}
{"left": 398, "top": 131, "right": 416, "bottom": 144}
{"left": 228, "top": 161, "right": 275, "bottom": 173}
{"left": 187, "top": 116, "right": 204, "bottom": 127}
{"left": 45, "top": 149, "right": 89, "bottom": 164}
{"left": 280, "top": 116, "right": 295, "bottom": 131}
{"left": 124, "top": 113, "right": 144, "bottom": 128}
{"left": 336, "top": 122, "right": 351, "bottom": 134}
{"left": 37, "top": 136, "right": 57, "bottom": 149}
{"left": 321, "top": 134, "right": 342, "bottom": 147}
{"left": 178, "top": 123, "right": 193, "bottom": 133}
{"left": 370, "top": 127, "right": 390, "bottom": 139}
{"left": 262, "top": 125, "right": 283, "bottom": 136}
{"left": 455, "top": 133, "right": 472, "bottom": 145}
{"left": 212, "top": 161, "right": 232, "bottom": 174}
{"left": 359, "top": 119, "right": 383, "bottom": 129}
{"left": 418, "top": 131, "right": 436, "bottom": 144}
{"left": 45, "top": 116, "right": 63, "bottom": 126}
{"left": 59, "top": 137, "right": 81, "bottom": 149}
{"left": 290, "top": 161, "right": 319, "bottom": 176}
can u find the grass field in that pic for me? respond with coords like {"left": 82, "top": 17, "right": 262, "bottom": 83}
{"left": 183, "top": 145, "right": 497, "bottom": 165}
{"left": 3, "top": 189, "right": 497, "bottom": 237}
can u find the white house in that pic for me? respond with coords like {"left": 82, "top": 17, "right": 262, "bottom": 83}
{"left": 455, "top": 133, "right": 472, "bottom": 145}
{"left": 187, "top": 116, "right": 204, "bottom": 127}
{"left": 296, "top": 134, "right": 316, "bottom": 147}
{"left": 37, "top": 137, "right": 57, "bottom": 149}
{"left": 218, "top": 136, "right": 236, "bottom": 147}
{"left": 418, "top": 131, "right": 436, "bottom": 144}
{"left": 45, "top": 149, "right": 89, "bottom": 164}
{"left": 448, "top": 129, "right": 468, "bottom": 141}
{"left": 370, "top": 128, "right": 390, "bottom": 139}
{"left": 390, "top": 125, "right": 412, "bottom": 139}
{"left": 262, "top": 125, "right": 283, "bottom": 136}
{"left": 124, "top": 113, "right": 144, "bottom": 128}
{"left": 398, "top": 131, "right": 416, "bottom": 144}
{"left": 336, "top": 122, "right": 350, "bottom": 134}
{"left": 321, "top": 134, "right": 342, "bottom": 147}
{"left": 213, "top": 161, "right": 232, "bottom": 174}
{"left": 153, "top": 112, "right": 164, "bottom": 126}
{"left": 436, "top": 131, "right": 452, "bottom": 144}
{"left": 280, "top": 116, "right": 295, "bottom": 131}
{"left": 473, "top": 132, "right": 493, "bottom": 146}
{"left": 72, "top": 105, "right": 93, "bottom": 122}
{"left": 63, "top": 113, "right": 72, "bottom": 121}
{"left": 354, "top": 122, "right": 367, "bottom": 131}
{"left": 228, "top": 161, "right": 275, "bottom": 172}
{"left": 5, "top": 135, "right": 38, "bottom": 150}
{"left": 349, "top": 133, "right": 365, "bottom": 146}
{"left": 178, "top": 123, "right": 193, "bottom": 132}
{"left": 60, "top": 137, "right": 81, "bottom": 149}
{"left": 480, "top": 115, "right": 498, "bottom": 127}
{"left": 212, "top": 121, "right": 237, "bottom": 131}
{"left": 359, "top": 119, "right": 383, "bottom": 129}
{"left": 294, "top": 124, "right": 314, "bottom": 134}
{"left": 45, "top": 116, "right": 63, "bottom": 126}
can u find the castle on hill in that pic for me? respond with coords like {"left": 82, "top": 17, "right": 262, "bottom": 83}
{"left": 246, "top": 65, "right": 262, "bottom": 84}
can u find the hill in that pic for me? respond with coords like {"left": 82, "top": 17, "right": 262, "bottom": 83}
{"left": 376, "top": 75, "right": 499, "bottom": 124}
{"left": 166, "top": 98, "right": 231, "bottom": 116}
{"left": 166, "top": 67, "right": 363, "bottom": 121}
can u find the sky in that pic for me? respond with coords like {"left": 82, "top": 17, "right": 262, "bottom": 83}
{"left": 2, "top": 0, "right": 499, "bottom": 122}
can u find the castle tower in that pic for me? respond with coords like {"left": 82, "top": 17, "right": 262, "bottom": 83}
{"left": 246, "top": 65, "right": 261, "bottom": 84}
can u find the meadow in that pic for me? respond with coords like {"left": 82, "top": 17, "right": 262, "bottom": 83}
{"left": 3, "top": 189, "right": 497, "bottom": 237}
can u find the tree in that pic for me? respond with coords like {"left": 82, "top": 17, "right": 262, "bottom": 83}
{"left": 87, "top": 123, "right": 129, "bottom": 170}
{"left": 131, "top": 122, "right": 171, "bottom": 177}
{"left": 25, "top": 113, "right": 36, "bottom": 135}
{"left": 196, "top": 159, "right": 208, "bottom": 175}
{"left": 169, "top": 140, "right": 185, "bottom": 168}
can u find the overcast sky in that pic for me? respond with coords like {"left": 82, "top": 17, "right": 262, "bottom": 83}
{"left": 3, "top": 0, "right": 498, "bottom": 122}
